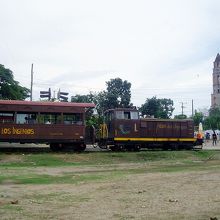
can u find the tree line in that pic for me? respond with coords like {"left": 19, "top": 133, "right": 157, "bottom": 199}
{"left": 0, "top": 64, "right": 29, "bottom": 100}
{"left": 0, "top": 64, "right": 219, "bottom": 130}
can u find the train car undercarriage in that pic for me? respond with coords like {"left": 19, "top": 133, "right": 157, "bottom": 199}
{"left": 98, "top": 139, "right": 195, "bottom": 151}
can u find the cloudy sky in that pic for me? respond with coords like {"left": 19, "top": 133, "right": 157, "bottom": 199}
{"left": 0, "top": 0, "right": 220, "bottom": 116}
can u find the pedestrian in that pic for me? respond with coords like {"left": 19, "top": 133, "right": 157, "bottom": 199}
{"left": 205, "top": 132, "right": 210, "bottom": 142}
{"left": 212, "top": 131, "right": 217, "bottom": 146}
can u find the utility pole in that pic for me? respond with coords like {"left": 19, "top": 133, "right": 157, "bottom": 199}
{"left": 191, "top": 99, "right": 194, "bottom": 118}
{"left": 180, "top": 102, "right": 186, "bottom": 116}
{"left": 30, "top": 63, "right": 33, "bottom": 101}
{"left": 0, "top": 77, "right": 2, "bottom": 99}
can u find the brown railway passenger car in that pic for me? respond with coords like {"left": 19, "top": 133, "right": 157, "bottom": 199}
{"left": 99, "top": 108, "right": 198, "bottom": 151}
{"left": 0, "top": 100, "right": 95, "bottom": 151}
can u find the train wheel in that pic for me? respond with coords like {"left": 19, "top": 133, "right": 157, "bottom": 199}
{"left": 50, "top": 143, "right": 62, "bottom": 151}
{"left": 133, "top": 145, "right": 141, "bottom": 151}
{"left": 69, "top": 144, "right": 86, "bottom": 152}
{"left": 185, "top": 144, "right": 193, "bottom": 150}
{"left": 110, "top": 146, "right": 116, "bottom": 151}
{"left": 76, "top": 144, "right": 86, "bottom": 152}
{"left": 110, "top": 145, "right": 124, "bottom": 152}
{"left": 171, "top": 143, "right": 179, "bottom": 151}
{"left": 126, "top": 146, "right": 133, "bottom": 151}
{"left": 163, "top": 144, "right": 170, "bottom": 151}
{"left": 110, "top": 146, "right": 119, "bottom": 151}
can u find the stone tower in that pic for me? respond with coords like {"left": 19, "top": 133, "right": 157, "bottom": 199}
{"left": 211, "top": 53, "right": 220, "bottom": 108}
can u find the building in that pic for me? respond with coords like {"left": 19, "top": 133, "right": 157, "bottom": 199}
{"left": 211, "top": 53, "right": 220, "bottom": 108}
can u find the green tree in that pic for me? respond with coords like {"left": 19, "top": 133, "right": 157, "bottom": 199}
{"left": 139, "top": 96, "right": 160, "bottom": 117}
{"left": 70, "top": 93, "right": 97, "bottom": 127}
{"left": 105, "top": 78, "right": 132, "bottom": 108}
{"left": 204, "top": 107, "right": 220, "bottom": 130}
{"left": 139, "top": 96, "right": 174, "bottom": 119}
{"left": 192, "top": 110, "right": 204, "bottom": 127}
{"left": 158, "top": 98, "right": 175, "bottom": 118}
{"left": 71, "top": 93, "right": 94, "bottom": 103}
{"left": 174, "top": 114, "right": 187, "bottom": 119}
{"left": 0, "top": 64, "right": 29, "bottom": 100}
{"left": 94, "top": 78, "right": 133, "bottom": 116}
{"left": 70, "top": 78, "right": 133, "bottom": 127}
{"left": 93, "top": 91, "right": 108, "bottom": 116}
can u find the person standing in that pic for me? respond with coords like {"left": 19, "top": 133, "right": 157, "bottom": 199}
{"left": 212, "top": 131, "right": 217, "bottom": 146}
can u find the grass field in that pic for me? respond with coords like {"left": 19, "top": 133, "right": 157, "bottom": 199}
{"left": 0, "top": 150, "right": 220, "bottom": 220}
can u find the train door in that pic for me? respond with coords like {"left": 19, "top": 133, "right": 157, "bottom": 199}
{"left": 101, "top": 110, "right": 114, "bottom": 139}
{"left": 85, "top": 125, "right": 95, "bottom": 144}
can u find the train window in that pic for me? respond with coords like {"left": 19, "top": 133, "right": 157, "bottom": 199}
{"left": 130, "top": 111, "right": 139, "bottom": 119}
{"left": 105, "top": 111, "right": 114, "bottom": 122}
{"left": 37, "top": 113, "right": 61, "bottom": 124}
{"left": 16, "top": 113, "right": 37, "bottom": 124}
{"left": 124, "top": 111, "right": 130, "bottom": 119}
{"left": 115, "top": 111, "right": 139, "bottom": 120}
{"left": 116, "top": 111, "right": 124, "bottom": 119}
{"left": 63, "top": 113, "right": 83, "bottom": 125}
{"left": 0, "top": 113, "right": 14, "bottom": 123}
{"left": 109, "top": 112, "right": 114, "bottom": 121}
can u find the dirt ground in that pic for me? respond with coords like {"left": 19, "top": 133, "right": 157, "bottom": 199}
{"left": 0, "top": 142, "right": 220, "bottom": 219}
{"left": 0, "top": 164, "right": 220, "bottom": 220}
{"left": 203, "top": 139, "right": 220, "bottom": 150}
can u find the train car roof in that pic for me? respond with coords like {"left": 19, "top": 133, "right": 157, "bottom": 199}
{"left": 105, "top": 108, "right": 138, "bottom": 112}
{"left": 0, "top": 100, "right": 95, "bottom": 113}
{"left": 141, "top": 118, "right": 193, "bottom": 122}
{"left": 0, "top": 100, "right": 95, "bottom": 108}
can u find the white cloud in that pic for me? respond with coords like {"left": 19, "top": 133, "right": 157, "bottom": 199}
{"left": 0, "top": 0, "right": 220, "bottom": 115}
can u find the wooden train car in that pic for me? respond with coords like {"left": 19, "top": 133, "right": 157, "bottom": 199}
{"left": 99, "top": 108, "right": 198, "bottom": 151}
{"left": 0, "top": 100, "right": 95, "bottom": 151}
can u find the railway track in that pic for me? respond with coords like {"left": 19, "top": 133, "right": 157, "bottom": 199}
{"left": 0, "top": 143, "right": 108, "bottom": 153}
{"left": 0, "top": 143, "right": 209, "bottom": 154}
